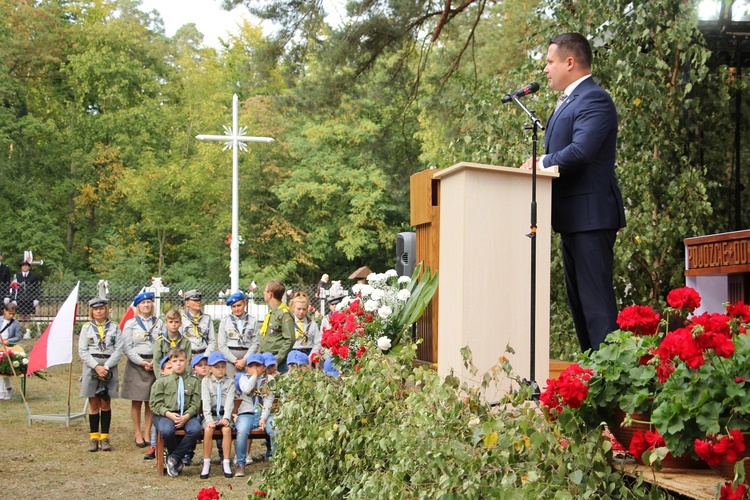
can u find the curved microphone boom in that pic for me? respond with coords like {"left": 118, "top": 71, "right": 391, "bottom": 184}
{"left": 501, "top": 82, "right": 540, "bottom": 103}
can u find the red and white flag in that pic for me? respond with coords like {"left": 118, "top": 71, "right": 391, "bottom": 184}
{"left": 27, "top": 282, "right": 79, "bottom": 375}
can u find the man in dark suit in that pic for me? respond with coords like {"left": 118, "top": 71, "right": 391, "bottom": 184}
{"left": 523, "top": 33, "right": 626, "bottom": 351}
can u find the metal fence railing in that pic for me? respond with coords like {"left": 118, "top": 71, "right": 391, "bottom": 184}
{"left": 8, "top": 281, "right": 323, "bottom": 333}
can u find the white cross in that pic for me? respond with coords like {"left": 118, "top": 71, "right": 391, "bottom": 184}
{"left": 196, "top": 94, "right": 274, "bottom": 293}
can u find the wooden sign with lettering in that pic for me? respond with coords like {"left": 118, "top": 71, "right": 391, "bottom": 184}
{"left": 685, "top": 230, "right": 750, "bottom": 276}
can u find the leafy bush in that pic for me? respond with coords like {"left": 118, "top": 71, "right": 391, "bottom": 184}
{"left": 258, "top": 345, "right": 664, "bottom": 498}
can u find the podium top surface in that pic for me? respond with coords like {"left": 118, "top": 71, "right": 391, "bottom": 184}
{"left": 432, "top": 162, "right": 559, "bottom": 180}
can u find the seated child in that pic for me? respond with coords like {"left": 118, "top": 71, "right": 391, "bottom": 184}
{"left": 200, "top": 352, "right": 236, "bottom": 479}
{"left": 144, "top": 356, "right": 172, "bottom": 460}
{"left": 234, "top": 353, "right": 274, "bottom": 476}
{"left": 191, "top": 353, "right": 209, "bottom": 379}
{"left": 323, "top": 357, "right": 340, "bottom": 377}
{"left": 286, "top": 349, "right": 310, "bottom": 370}
{"left": 149, "top": 347, "right": 202, "bottom": 478}
{"left": 153, "top": 309, "right": 192, "bottom": 377}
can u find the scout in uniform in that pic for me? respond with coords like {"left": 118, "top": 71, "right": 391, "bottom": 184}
{"left": 78, "top": 297, "right": 123, "bottom": 452}
{"left": 154, "top": 308, "right": 192, "bottom": 378}
{"left": 200, "top": 352, "right": 236, "bottom": 479}
{"left": 181, "top": 289, "right": 215, "bottom": 357}
{"left": 290, "top": 292, "right": 322, "bottom": 359}
{"left": 217, "top": 291, "right": 259, "bottom": 378}
{"left": 122, "top": 291, "right": 164, "bottom": 448}
{"left": 149, "top": 347, "right": 202, "bottom": 478}
{"left": 234, "top": 353, "right": 274, "bottom": 476}
{"left": 259, "top": 280, "right": 296, "bottom": 374}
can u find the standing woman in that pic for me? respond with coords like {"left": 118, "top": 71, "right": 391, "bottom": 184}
{"left": 79, "top": 297, "right": 123, "bottom": 452}
{"left": 121, "top": 292, "right": 163, "bottom": 448}
{"left": 181, "top": 289, "right": 215, "bottom": 357}
{"left": 217, "top": 292, "right": 259, "bottom": 378}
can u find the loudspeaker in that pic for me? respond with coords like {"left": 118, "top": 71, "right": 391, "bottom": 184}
{"left": 396, "top": 232, "right": 416, "bottom": 277}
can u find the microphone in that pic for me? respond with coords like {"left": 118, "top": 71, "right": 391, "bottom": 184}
{"left": 501, "top": 82, "right": 540, "bottom": 103}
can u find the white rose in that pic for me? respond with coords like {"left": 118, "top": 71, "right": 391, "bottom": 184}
{"left": 376, "top": 336, "right": 392, "bottom": 351}
{"left": 364, "top": 300, "right": 379, "bottom": 312}
{"left": 385, "top": 269, "right": 398, "bottom": 278}
{"left": 378, "top": 305, "right": 392, "bottom": 319}
{"left": 371, "top": 289, "right": 385, "bottom": 301}
{"left": 398, "top": 276, "right": 411, "bottom": 284}
{"left": 397, "top": 289, "right": 411, "bottom": 302}
{"left": 12, "top": 360, "right": 19, "bottom": 367}
{"left": 22, "top": 358, "right": 28, "bottom": 365}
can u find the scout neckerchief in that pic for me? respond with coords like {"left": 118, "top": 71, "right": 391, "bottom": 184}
{"left": 260, "top": 303, "right": 289, "bottom": 337}
{"left": 294, "top": 316, "right": 310, "bottom": 343}
{"left": 162, "top": 330, "right": 183, "bottom": 348}
{"left": 90, "top": 320, "right": 113, "bottom": 350}
{"left": 135, "top": 315, "right": 158, "bottom": 342}
{"left": 184, "top": 310, "right": 208, "bottom": 343}
{"left": 230, "top": 313, "right": 251, "bottom": 345}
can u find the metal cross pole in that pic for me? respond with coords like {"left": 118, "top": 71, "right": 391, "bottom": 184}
{"left": 196, "top": 94, "right": 274, "bottom": 292}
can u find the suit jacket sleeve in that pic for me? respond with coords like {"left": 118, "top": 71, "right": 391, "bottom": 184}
{"left": 544, "top": 90, "right": 617, "bottom": 172}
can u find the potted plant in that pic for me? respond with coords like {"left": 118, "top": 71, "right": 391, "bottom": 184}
{"left": 541, "top": 287, "right": 750, "bottom": 481}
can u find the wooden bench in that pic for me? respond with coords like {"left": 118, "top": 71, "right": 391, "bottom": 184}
{"left": 156, "top": 398, "right": 270, "bottom": 476}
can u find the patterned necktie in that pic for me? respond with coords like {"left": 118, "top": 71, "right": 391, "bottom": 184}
{"left": 555, "top": 93, "right": 568, "bottom": 113}
{"left": 177, "top": 376, "right": 184, "bottom": 415}
{"left": 216, "top": 380, "right": 222, "bottom": 416}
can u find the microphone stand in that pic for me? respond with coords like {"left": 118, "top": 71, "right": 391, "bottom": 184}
{"left": 510, "top": 95, "right": 545, "bottom": 401}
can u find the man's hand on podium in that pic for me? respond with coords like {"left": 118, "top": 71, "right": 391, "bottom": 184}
{"left": 521, "top": 156, "right": 555, "bottom": 171}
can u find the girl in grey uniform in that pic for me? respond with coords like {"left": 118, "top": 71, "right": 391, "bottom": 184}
{"left": 217, "top": 292, "right": 259, "bottom": 378}
{"left": 181, "top": 289, "right": 215, "bottom": 357}
{"left": 121, "top": 291, "right": 164, "bottom": 448}
{"left": 78, "top": 297, "right": 123, "bottom": 452}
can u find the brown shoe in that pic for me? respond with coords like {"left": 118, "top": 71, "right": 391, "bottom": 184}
{"left": 88, "top": 439, "right": 99, "bottom": 452}
{"left": 100, "top": 438, "right": 112, "bottom": 452}
{"left": 235, "top": 465, "right": 245, "bottom": 477}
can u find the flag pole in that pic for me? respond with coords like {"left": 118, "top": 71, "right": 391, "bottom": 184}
{"left": 25, "top": 281, "right": 86, "bottom": 426}
{"left": 65, "top": 298, "right": 79, "bottom": 422}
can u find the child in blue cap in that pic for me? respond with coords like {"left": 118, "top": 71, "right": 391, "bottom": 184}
{"left": 234, "top": 353, "right": 273, "bottom": 476}
{"left": 200, "top": 352, "right": 236, "bottom": 479}
{"left": 286, "top": 349, "right": 310, "bottom": 370}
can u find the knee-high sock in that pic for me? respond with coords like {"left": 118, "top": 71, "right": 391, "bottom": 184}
{"left": 89, "top": 413, "right": 100, "bottom": 439}
{"left": 100, "top": 410, "right": 112, "bottom": 435}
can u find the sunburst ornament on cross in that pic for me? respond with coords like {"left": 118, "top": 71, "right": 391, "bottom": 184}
{"left": 196, "top": 94, "right": 274, "bottom": 293}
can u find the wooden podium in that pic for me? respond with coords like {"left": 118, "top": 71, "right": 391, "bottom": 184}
{"left": 420, "top": 162, "right": 557, "bottom": 397}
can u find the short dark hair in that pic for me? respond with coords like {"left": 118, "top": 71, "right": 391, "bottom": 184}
{"left": 266, "top": 280, "right": 285, "bottom": 301}
{"left": 550, "top": 33, "right": 592, "bottom": 69}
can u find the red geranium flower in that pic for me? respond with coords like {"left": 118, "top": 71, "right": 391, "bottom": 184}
{"left": 666, "top": 286, "right": 701, "bottom": 312}
{"left": 197, "top": 486, "right": 221, "bottom": 500}
{"left": 539, "top": 363, "right": 593, "bottom": 417}
{"left": 616, "top": 305, "right": 661, "bottom": 335}
{"left": 694, "top": 430, "right": 746, "bottom": 466}
{"left": 720, "top": 482, "right": 748, "bottom": 500}
{"left": 727, "top": 301, "right": 750, "bottom": 322}
{"left": 629, "top": 429, "right": 666, "bottom": 460}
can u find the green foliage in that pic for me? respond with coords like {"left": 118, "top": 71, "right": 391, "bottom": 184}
{"left": 259, "top": 345, "right": 662, "bottom": 498}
